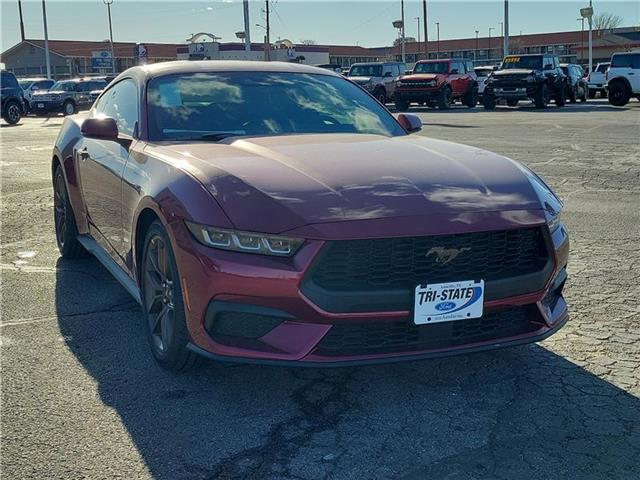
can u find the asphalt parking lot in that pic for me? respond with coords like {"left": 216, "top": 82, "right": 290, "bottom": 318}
{"left": 1, "top": 99, "right": 639, "bottom": 480}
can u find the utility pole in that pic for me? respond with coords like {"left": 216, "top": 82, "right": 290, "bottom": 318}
{"left": 400, "top": 0, "right": 405, "bottom": 63}
{"left": 588, "top": 0, "right": 593, "bottom": 73}
{"left": 503, "top": 0, "right": 509, "bottom": 56}
{"left": 415, "top": 17, "right": 421, "bottom": 54}
{"left": 265, "top": 0, "right": 271, "bottom": 61}
{"left": 488, "top": 27, "right": 494, "bottom": 62}
{"left": 435, "top": 22, "right": 440, "bottom": 59}
{"left": 243, "top": 0, "right": 251, "bottom": 52}
{"left": 41, "top": 0, "right": 51, "bottom": 79}
{"left": 422, "top": 0, "right": 428, "bottom": 59}
{"left": 500, "top": 22, "right": 504, "bottom": 59}
{"left": 17, "top": 0, "right": 25, "bottom": 41}
{"left": 103, "top": 0, "right": 116, "bottom": 74}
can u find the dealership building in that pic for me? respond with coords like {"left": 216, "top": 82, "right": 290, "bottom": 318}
{"left": 1, "top": 26, "right": 638, "bottom": 78}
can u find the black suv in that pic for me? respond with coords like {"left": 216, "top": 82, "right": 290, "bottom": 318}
{"left": 1, "top": 70, "right": 26, "bottom": 125}
{"left": 31, "top": 77, "right": 107, "bottom": 116}
{"left": 483, "top": 54, "right": 568, "bottom": 109}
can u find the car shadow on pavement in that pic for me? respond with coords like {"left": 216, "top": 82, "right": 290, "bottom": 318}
{"left": 55, "top": 257, "right": 640, "bottom": 480}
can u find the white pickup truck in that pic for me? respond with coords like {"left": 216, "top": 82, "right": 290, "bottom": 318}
{"left": 587, "top": 62, "right": 609, "bottom": 98}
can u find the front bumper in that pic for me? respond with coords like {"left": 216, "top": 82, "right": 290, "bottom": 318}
{"left": 171, "top": 217, "right": 570, "bottom": 366}
{"left": 486, "top": 84, "right": 537, "bottom": 100}
{"left": 395, "top": 87, "right": 441, "bottom": 102}
{"left": 31, "top": 100, "right": 64, "bottom": 114}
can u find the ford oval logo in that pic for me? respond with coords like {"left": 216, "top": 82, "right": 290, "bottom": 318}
{"left": 435, "top": 301, "right": 456, "bottom": 312}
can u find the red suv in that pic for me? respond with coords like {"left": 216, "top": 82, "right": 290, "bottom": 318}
{"left": 394, "top": 59, "right": 478, "bottom": 110}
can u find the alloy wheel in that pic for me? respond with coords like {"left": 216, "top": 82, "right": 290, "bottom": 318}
{"left": 7, "top": 104, "right": 21, "bottom": 123}
{"left": 144, "top": 235, "right": 175, "bottom": 353}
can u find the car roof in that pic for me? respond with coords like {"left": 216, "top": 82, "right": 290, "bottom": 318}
{"left": 416, "top": 59, "right": 450, "bottom": 63}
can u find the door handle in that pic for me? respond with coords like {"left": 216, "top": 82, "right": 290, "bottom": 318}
{"left": 79, "top": 148, "right": 90, "bottom": 160}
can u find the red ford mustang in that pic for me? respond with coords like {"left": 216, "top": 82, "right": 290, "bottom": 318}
{"left": 52, "top": 61, "right": 569, "bottom": 370}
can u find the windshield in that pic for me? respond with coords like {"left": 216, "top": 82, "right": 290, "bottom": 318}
{"left": 501, "top": 56, "right": 543, "bottom": 70}
{"left": 348, "top": 65, "right": 383, "bottom": 77}
{"left": 147, "top": 72, "right": 406, "bottom": 141}
{"left": 413, "top": 62, "right": 449, "bottom": 74}
{"left": 50, "top": 81, "right": 76, "bottom": 91}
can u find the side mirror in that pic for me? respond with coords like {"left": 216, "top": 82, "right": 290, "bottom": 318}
{"left": 384, "top": 71, "right": 393, "bottom": 77}
{"left": 81, "top": 117, "right": 118, "bottom": 140}
{"left": 450, "top": 69, "right": 459, "bottom": 74}
{"left": 544, "top": 64, "right": 553, "bottom": 70}
{"left": 405, "top": 70, "right": 413, "bottom": 75}
{"left": 396, "top": 113, "right": 422, "bottom": 134}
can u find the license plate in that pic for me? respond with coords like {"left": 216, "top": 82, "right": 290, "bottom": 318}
{"left": 37, "top": 103, "right": 44, "bottom": 108}
{"left": 414, "top": 280, "right": 484, "bottom": 325}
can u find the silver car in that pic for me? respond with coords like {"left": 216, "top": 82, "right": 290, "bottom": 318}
{"left": 347, "top": 62, "right": 406, "bottom": 104}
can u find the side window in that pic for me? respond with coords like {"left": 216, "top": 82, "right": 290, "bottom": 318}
{"left": 398, "top": 64, "right": 406, "bottom": 75}
{"left": 94, "top": 79, "right": 138, "bottom": 136}
{"left": 391, "top": 64, "right": 400, "bottom": 77}
{"left": 1, "top": 72, "right": 19, "bottom": 88}
{"left": 631, "top": 54, "right": 640, "bottom": 69}
{"left": 611, "top": 55, "right": 632, "bottom": 68}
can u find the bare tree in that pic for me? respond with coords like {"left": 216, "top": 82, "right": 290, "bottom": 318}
{"left": 592, "top": 12, "right": 623, "bottom": 31}
{"left": 299, "top": 39, "right": 317, "bottom": 45}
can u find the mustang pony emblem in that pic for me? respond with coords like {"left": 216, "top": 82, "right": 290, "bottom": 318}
{"left": 426, "top": 247, "right": 471, "bottom": 265}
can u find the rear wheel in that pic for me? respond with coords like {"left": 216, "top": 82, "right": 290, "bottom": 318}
{"left": 463, "top": 85, "right": 478, "bottom": 108}
{"left": 53, "top": 165, "right": 87, "bottom": 258}
{"left": 555, "top": 84, "right": 567, "bottom": 107}
{"left": 534, "top": 83, "right": 549, "bottom": 109}
{"left": 3, "top": 100, "right": 22, "bottom": 125}
{"left": 141, "top": 221, "right": 200, "bottom": 371}
{"left": 569, "top": 86, "right": 577, "bottom": 103}
{"left": 608, "top": 80, "right": 631, "bottom": 107}
{"left": 506, "top": 99, "right": 519, "bottom": 107}
{"left": 437, "top": 86, "right": 452, "bottom": 109}
{"left": 394, "top": 98, "right": 410, "bottom": 112}
{"left": 483, "top": 93, "right": 496, "bottom": 110}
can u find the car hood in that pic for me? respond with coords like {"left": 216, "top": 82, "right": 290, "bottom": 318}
{"left": 493, "top": 69, "right": 535, "bottom": 77}
{"left": 33, "top": 90, "right": 62, "bottom": 95}
{"left": 148, "top": 134, "right": 547, "bottom": 234}
{"left": 347, "top": 76, "right": 374, "bottom": 84}
{"left": 401, "top": 73, "right": 439, "bottom": 81}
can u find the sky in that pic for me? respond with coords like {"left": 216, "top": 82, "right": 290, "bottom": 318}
{"left": 1, "top": 0, "right": 639, "bottom": 51}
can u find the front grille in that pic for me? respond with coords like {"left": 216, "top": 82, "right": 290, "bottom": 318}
{"left": 301, "top": 228, "right": 551, "bottom": 313}
{"left": 309, "top": 228, "right": 547, "bottom": 290}
{"left": 315, "top": 306, "right": 541, "bottom": 356}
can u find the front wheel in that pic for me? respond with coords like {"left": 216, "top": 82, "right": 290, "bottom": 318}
{"left": 534, "top": 84, "right": 549, "bottom": 109}
{"left": 437, "top": 86, "right": 452, "bottom": 109}
{"left": 373, "top": 87, "right": 387, "bottom": 105}
{"left": 555, "top": 84, "right": 567, "bottom": 107}
{"left": 483, "top": 94, "right": 496, "bottom": 110}
{"left": 608, "top": 81, "right": 631, "bottom": 107}
{"left": 394, "top": 98, "right": 410, "bottom": 112}
{"left": 63, "top": 100, "right": 76, "bottom": 116}
{"left": 3, "top": 100, "right": 22, "bottom": 125}
{"left": 141, "top": 221, "right": 200, "bottom": 371}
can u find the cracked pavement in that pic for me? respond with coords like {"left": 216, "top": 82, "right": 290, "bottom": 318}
{"left": 1, "top": 100, "right": 639, "bottom": 479}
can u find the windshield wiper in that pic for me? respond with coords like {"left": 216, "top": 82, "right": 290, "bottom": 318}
{"left": 198, "top": 131, "right": 244, "bottom": 142}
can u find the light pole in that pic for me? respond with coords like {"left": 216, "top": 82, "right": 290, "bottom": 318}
{"left": 422, "top": 0, "right": 428, "bottom": 58}
{"left": 41, "top": 0, "right": 51, "bottom": 79}
{"left": 243, "top": 0, "right": 251, "bottom": 52}
{"left": 503, "top": 0, "right": 509, "bottom": 57}
{"left": 577, "top": 17, "right": 585, "bottom": 65}
{"left": 488, "top": 27, "right": 494, "bottom": 62}
{"left": 18, "top": 0, "right": 25, "bottom": 41}
{"left": 103, "top": 0, "right": 116, "bottom": 74}
{"left": 400, "top": 0, "right": 406, "bottom": 63}
{"left": 500, "top": 22, "right": 504, "bottom": 59}
{"left": 435, "top": 22, "right": 440, "bottom": 58}
{"left": 256, "top": 23, "right": 269, "bottom": 61}
{"left": 414, "top": 16, "right": 421, "bottom": 55}
{"left": 475, "top": 30, "right": 479, "bottom": 63}
{"left": 580, "top": 1, "right": 593, "bottom": 73}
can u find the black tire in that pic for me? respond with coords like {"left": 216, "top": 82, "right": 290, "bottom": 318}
{"left": 141, "top": 221, "right": 200, "bottom": 371}
{"left": 569, "top": 86, "right": 577, "bottom": 103}
{"left": 608, "top": 81, "right": 631, "bottom": 107}
{"left": 394, "top": 98, "right": 410, "bottom": 112}
{"left": 506, "top": 99, "right": 519, "bottom": 107}
{"left": 53, "top": 165, "right": 87, "bottom": 258}
{"left": 2, "top": 100, "right": 22, "bottom": 125}
{"left": 463, "top": 85, "right": 478, "bottom": 108}
{"left": 588, "top": 89, "right": 596, "bottom": 99}
{"left": 62, "top": 100, "right": 76, "bottom": 116}
{"left": 483, "top": 93, "right": 496, "bottom": 110}
{"left": 373, "top": 87, "right": 386, "bottom": 105}
{"left": 437, "top": 86, "right": 452, "bottom": 109}
{"left": 534, "top": 83, "right": 549, "bottom": 109}
{"left": 555, "top": 84, "right": 567, "bottom": 107}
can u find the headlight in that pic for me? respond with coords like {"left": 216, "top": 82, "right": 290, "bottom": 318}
{"left": 185, "top": 221, "right": 304, "bottom": 257}
{"left": 547, "top": 211, "right": 563, "bottom": 233}
{"left": 525, "top": 75, "right": 534, "bottom": 82}
{"left": 426, "top": 80, "right": 436, "bottom": 87}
